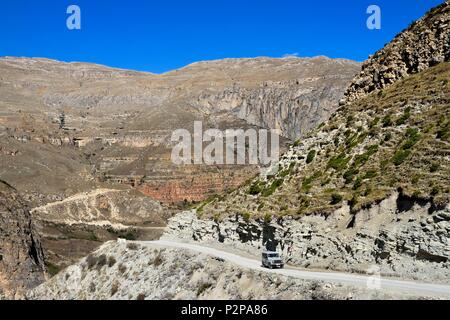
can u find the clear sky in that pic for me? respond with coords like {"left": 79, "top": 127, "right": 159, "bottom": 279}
{"left": 0, "top": 0, "right": 444, "bottom": 73}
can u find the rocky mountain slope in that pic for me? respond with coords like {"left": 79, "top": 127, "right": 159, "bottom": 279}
{"left": 31, "top": 188, "right": 169, "bottom": 272}
{"left": 0, "top": 54, "right": 358, "bottom": 296}
{"left": 343, "top": 1, "right": 449, "bottom": 104}
{"left": 0, "top": 56, "right": 358, "bottom": 204}
{"left": 27, "top": 240, "right": 429, "bottom": 300}
{"left": 166, "top": 2, "right": 450, "bottom": 283}
{"left": 0, "top": 180, "right": 46, "bottom": 299}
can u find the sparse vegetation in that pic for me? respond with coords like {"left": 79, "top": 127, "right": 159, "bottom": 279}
{"left": 97, "top": 254, "right": 108, "bottom": 268}
{"left": 261, "top": 178, "right": 284, "bottom": 197}
{"left": 198, "top": 62, "right": 450, "bottom": 218}
{"left": 126, "top": 243, "right": 140, "bottom": 251}
{"left": 197, "top": 283, "right": 213, "bottom": 296}
{"left": 328, "top": 152, "right": 350, "bottom": 171}
{"left": 86, "top": 255, "right": 99, "bottom": 270}
{"left": 436, "top": 120, "right": 449, "bottom": 140}
{"left": 306, "top": 150, "right": 317, "bottom": 164}
{"left": 392, "top": 149, "right": 412, "bottom": 166}
{"left": 108, "top": 256, "right": 117, "bottom": 267}
{"left": 263, "top": 213, "right": 272, "bottom": 224}
{"left": 382, "top": 114, "right": 393, "bottom": 127}
{"left": 396, "top": 107, "right": 411, "bottom": 126}
{"left": 354, "top": 145, "right": 379, "bottom": 167}
{"left": 152, "top": 251, "right": 164, "bottom": 267}
{"left": 248, "top": 181, "right": 264, "bottom": 195}
{"left": 118, "top": 263, "right": 127, "bottom": 274}
{"left": 111, "top": 282, "right": 119, "bottom": 296}
{"left": 46, "top": 262, "right": 61, "bottom": 277}
{"left": 107, "top": 227, "right": 138, "bottom": 241}
{"left": 430, "top": 162, "right": 440, "bottom": 173}
{"left": 330, "top": 193, "right": 343, "bottom": 205}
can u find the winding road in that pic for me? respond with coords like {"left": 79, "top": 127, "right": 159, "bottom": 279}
{"left": 148, "top": 239, "right": 450, "bottom": 298}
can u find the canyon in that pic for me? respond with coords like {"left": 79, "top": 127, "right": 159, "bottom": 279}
{"left": 2, "top": 0, "right": 450, "bottom": 301}
{"left": 0, "top": 55, "right": 359, "bottom": 296}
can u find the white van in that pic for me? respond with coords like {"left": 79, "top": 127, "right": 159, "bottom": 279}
{"left": 262, "top": 251, "right": 284, "bottom": 269}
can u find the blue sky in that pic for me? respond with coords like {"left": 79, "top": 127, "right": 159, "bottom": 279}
{"left": 0, "top": 0, "right": 444, "bottom": 73}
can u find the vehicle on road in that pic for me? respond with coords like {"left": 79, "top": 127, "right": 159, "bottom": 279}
{"left": 262, "top": 251, "right": 284, "bottom": 269}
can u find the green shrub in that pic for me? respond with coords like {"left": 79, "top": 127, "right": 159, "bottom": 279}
{"left": 263, "top": 213, "right": 272, "bottom": 224}
{"left": 301, "top": 172, "right": 321, "bottom": 192}
{"left": 108, "top": 256, "right": 117, "bottom": 267}
{"left": 396, "top": 107, "right": 411, "bottom": 126}
{"left": 354, "top": 145, "right": 379, "bottom": 167}
{"left": 343, "top": 168, "right": 359, "bottom": 184}
{"left": 384, "top": 132, "right": 392, "bottom": 142}
{"left": 363, "top": 170, "right": 378, "bottom": 179}
{"left": 430, "top": 163, "right": 440, "bottom": 173}
{"left": 306, "top": 150, "right": 317, "bottom": 164}
{"left": 242, "top": 212, "right": 251, "bottom": 222}
{"left": 369, "top": 117, "right": 380, "bottom": 129}
{"left": 88, "top": 232, "right": 99, "bottom": 242}
{"left": 328, "top": 152, "right": 350, "bottom": 171}
{"left": 382, "top": 115, "right": 393, "bottom": 127}
{"left": 353, "top": 177, "right": 363, "bottom": 190}
{"left": 248, "top": 181, "right": 263, "bottom": 195}
{"left": 402, "top": 128, "right": 421, "bottom": 150}
{"left": 392, "top": 149, "right": 412, "bottom": 166}
{"left": 46, "top": 262, "right": 61, "bottom": 277}
{"left": 262, "top": 179, "right": 284, "bottom": 197}
{"left": 330, "top": 193, "right": 343, "bottom": 205}
{"left": 436, "top": 121, "right": 449, "bottom": 140}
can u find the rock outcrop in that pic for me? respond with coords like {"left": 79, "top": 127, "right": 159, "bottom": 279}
{"left": 0, "top": 180, "right": 46, "bottom": 299}
{"left": 165, "top": 194, "right": 450, "bottom": 284}
{"left": 343, "top": 1, "right": 450, "bottom": 104}
{"left": 194, "top": 58, "right": 359, "bottom": 140}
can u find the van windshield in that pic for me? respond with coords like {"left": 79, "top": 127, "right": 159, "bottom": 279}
{"left": 267, "top": 253, "right": 279, "bottom": 258}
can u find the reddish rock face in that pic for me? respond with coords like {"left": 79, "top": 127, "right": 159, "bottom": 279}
{"left": 138, "top": 167, "right": 256, "bottom": 203}
{"left": 0, "top": 180, "right": 46, "bottom": 299}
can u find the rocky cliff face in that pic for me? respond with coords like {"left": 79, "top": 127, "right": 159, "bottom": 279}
{"left": 194, "top": 58, "right": 359, "bottom": 140}
{"left": 343, "top": 1, "right": 450, "bottom": 104}
{"left": 165, "top": 194, "right": 450, "bottom": 284}
{"left": 0, "top": 181, "right": 46, "bottom": 299}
